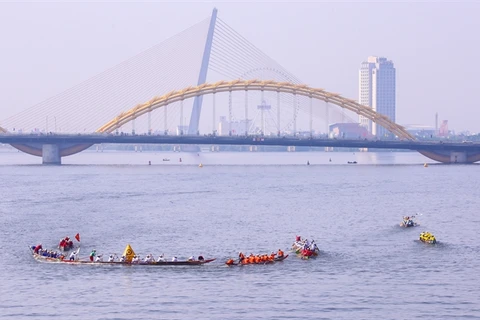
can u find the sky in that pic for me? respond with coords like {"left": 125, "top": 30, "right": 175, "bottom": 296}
{"left": 0, "top": 0, "right": 479, "bottom": 132}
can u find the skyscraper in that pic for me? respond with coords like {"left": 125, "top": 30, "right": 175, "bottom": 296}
{"left": 358, "top": 56, "right": 396, "bottom": 138}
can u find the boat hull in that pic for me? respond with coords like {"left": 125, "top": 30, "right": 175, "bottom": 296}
{"left": 32, "top": 251, "right": 215, "bottom": 266}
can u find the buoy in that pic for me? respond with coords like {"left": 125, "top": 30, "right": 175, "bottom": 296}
{"left": 424, "top": 163, "right": 428, "bottom": 167}
{"left": 329, "top": 158, "right": 332, "bottom": 162}
{"left": 148, "top": 161, "right": 151, "bottom": 165}
{"left": 307, "top": 161, "right": 310, "bottom": 165}
{"left": 199, "top": 163, "right": 203, "bottom": 168}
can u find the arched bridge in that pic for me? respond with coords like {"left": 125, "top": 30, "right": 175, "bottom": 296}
{"left": 1, "top": 80, "right": 478, "bottom": 164}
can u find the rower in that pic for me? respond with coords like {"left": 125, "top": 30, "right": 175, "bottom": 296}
{"left": 277, "top": 249, "right": 284, "bottom": 258}
{"left": 238, "top": 252, "right": 245, "bottom": 262}
{"left": 157, "top": 254, "right": 166, "bottom": 262}
{"left": 33, "top": 244, "right": 42, "bottom": 254}
{"left": 69, "top": 250, "right": 78, "bottom": 261}
{"left": 89, "top": 249, "right": 96, "bottom": 262}
{"left": 188, "top": 256, "right": 195, "bottom": 261}
{"left": 132, "top": 255, "right": 139, "bottom": 263}
{"left": 94, "top": 254, "right": 103, "bottom": 262}
{"left": 171, "top": 256, "right": 178, "bottom": 262}
{"left": 197, "top": 255, "right": 204, "bottom": 261}
{"left": 120, "top": 255, "right": 126, "bottom": 262}
{"left": 108, "top": 254, "right": 115, "bottom": 262}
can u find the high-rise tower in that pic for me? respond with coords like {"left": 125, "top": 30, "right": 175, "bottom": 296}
{"left": 358, "top": 56, "right": 396, "bottom": 138}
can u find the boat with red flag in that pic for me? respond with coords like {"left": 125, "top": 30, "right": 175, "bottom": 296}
{"left": 30, "top": 244, "right": 215, "bottom": 266}
{"left": 57, "top": 233, "right": 81, "bottom": 252}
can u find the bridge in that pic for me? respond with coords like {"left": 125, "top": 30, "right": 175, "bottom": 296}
{"left": 1, "top": 133, "right": 479, "bottom": 154}
{"left": 0, "top": 9, "right": 477, "bottom": 164}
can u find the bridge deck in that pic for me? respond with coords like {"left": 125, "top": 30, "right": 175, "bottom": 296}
{"left": 1, "top": 134, "right": 479, "bottom": 152}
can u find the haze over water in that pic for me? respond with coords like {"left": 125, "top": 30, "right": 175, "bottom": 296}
{"left": 1, "top": 151, "right": 479, "bottom": 319}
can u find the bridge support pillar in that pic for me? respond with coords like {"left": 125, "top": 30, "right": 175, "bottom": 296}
{"left": 450, "top": 152, "right": 467, "bottom": 164}
{"left": 42, "top": 144, "right": 61, "bottom": 165}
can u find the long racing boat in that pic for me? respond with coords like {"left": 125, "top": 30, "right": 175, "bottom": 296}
{"left": 226, "top": 254, "right": 289, "bottom": 266}
{"left": 31, "top": 248, "right": 215, "bottom": 266}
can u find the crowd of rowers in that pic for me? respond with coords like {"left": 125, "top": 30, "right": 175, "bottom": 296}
{"left": 226, "top": 249, "right": 285, "bottom": 265}
{"left": 87, "top": 250, "right": 205, "bottom": 263}
{"left": 32, "top": 244, "right": 66, "bottom": 259}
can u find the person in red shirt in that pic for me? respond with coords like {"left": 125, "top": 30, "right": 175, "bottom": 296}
{"left": 33, "top": 244, "right": 42, "bottom": 254}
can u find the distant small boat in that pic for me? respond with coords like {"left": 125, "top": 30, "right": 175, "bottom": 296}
{"left": 199, "top": 163, "right": 203, "bottom": 168}
{"left": 424, "top": 163, "right": 428, "bottom": 167}
{"left": 419, "top": 231, "right": 436, "bottom": 244}
{"left": 163, "top": 158, "right": 170, "bottom": 162}
{"left": 347, "top": 161, "right": 357, "bottom": 164}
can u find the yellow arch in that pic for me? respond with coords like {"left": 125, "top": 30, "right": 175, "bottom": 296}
{"left": 96, "top": 79, "right": 415, "bottom": 140}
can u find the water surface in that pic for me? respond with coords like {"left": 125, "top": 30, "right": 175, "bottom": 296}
{"left": 0, "top": 151, "right": 479, "bottom": 319}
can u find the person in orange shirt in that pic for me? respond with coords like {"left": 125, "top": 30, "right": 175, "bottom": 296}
{"left": 277, "top": 249, "right": 284, "bottom": 258}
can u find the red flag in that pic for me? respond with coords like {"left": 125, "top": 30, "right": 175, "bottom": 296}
{"left": 75, "top": 233, "right": 80, "bottom": 242}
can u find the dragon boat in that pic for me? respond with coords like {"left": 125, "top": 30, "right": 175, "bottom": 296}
{"left": 225, "top": 254, "right": 288, "bottom": 266}
{"left": 291, "top": 236, "right": 320, "bottom": 259}
{"left": 30, "top": 244, "right": 215, "bottom": 266}
{"left": 419, "top": 231, "right": 437, "bottom": 244}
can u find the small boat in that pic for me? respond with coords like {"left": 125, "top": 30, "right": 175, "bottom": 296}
{"left": 57, "top": 235, "right": 77, "bottom": 252}
{"left": 291, "top": 237, "right": 320, "bottom": 259}
{"left": 400, "top": 216, "right": 418, "bottom": 228}
{"left": 347, "top": 161, "right": 357, "bottom": 164}
{"left": 419, "top": 231, "right": 437, "bottom": 244}
{"left": 163, "top": 158, "right": 170, "bottom": 162}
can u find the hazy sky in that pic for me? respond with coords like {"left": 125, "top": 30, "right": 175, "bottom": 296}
{"left": 1, "top": 1, "right": 479, "bottom": 132}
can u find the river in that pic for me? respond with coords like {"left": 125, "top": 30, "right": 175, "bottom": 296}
{"left": 0, "top": 150, "right": 479, "bottom": 319}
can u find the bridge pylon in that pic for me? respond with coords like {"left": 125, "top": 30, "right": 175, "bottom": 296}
{"left": 42, "top": 144, "right": 61, "bottom": 164}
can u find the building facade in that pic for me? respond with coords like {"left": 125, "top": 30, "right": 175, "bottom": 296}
{"left": 218, "top": 116, "right": 251, "bottom": 136}
{"left": 358, "top": 56, "right": 396, "bottom": 138}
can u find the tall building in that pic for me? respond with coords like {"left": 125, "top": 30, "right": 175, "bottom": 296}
{"left": 358, "top": 56, "right": 396, "bottom": 138}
